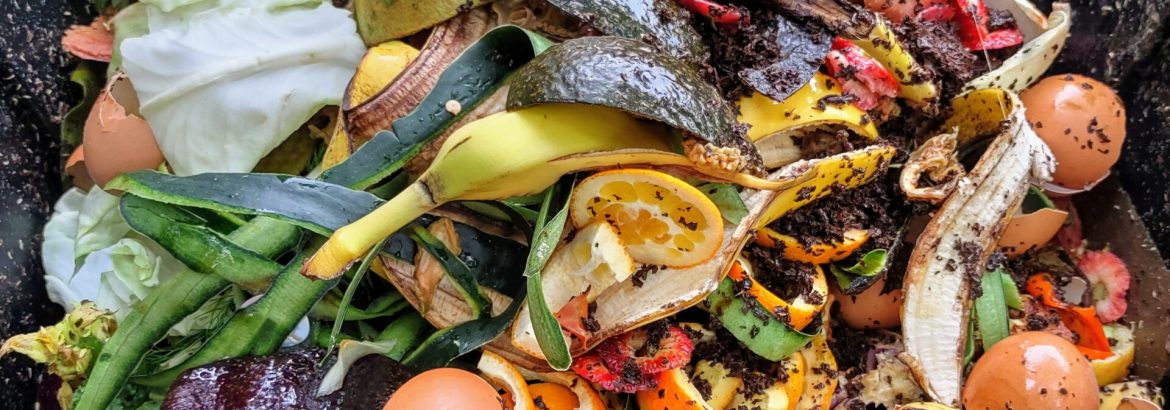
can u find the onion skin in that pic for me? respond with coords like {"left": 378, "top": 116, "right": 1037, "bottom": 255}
{"left": 899, "top": 89, "right": 1055, "bottom": 406}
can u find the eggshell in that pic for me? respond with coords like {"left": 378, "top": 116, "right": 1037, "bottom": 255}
{"left": 997, "top": 207, "right": 1069, "bottom": 257}
{"left": 831, "top": 277, "right": 903, "bottom": 330}
{"left": 83, "top": 73, "right": 164, "bottom": 187}
{"left": 383, "top": 368, "right": 503, "bottom": 410}
{"left": 962, "top": 332, "right": 1099, "bottom": 410}
{"left": 65, "top": 145, "right": 94, "bottom": 190}
{"left": 1020, "top": 74, "right": 1126, "bottom": 195}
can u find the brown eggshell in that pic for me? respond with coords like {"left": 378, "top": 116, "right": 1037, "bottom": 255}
{"left": 962, "top": 332, "right": 1099, "bottom": 410}
{"left": 831, "top": 277, "right": 903, "bottom": 330}
{"left": 65, "top": 145, "right": 94, "bottom": 190}
{"left": 383, "top": 368, "right": 503, "bottom": 410}
{"left": 83, "top": 73, "right": 164, "bottom": 187}
{"left": 1021, "top": 74, "right": 1126, "bottom": 194}
{"left": 997, "top": 207, "right": 1069, "bottom": 257}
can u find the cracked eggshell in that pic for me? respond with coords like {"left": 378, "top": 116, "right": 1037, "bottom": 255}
{"left": 64, "top": 145, "right": 94, "bottom": 190}
{"left": 997, "top": 207, "right": 1069, "bottom": 257}
{"left": 83, "top": 73, "right": 164, "bottom": 187}
{"left": 1021, "top": 74, "right": 1126, "bottom": 195}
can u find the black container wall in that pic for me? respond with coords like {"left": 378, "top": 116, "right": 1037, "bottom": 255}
{"left": 0, "top": 0, "right": 90, "bottom": 407}
{"left": 2, "top": 0, "right": 1170, "bottom": 408}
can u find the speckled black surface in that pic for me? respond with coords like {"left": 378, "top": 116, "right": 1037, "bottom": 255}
{"left": 0, "top": 0, "right": 89, "bottom": 406}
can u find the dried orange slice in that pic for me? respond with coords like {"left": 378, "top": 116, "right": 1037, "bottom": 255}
{"left": 570, "top": 169, "right": 723, "bottom": 268}
{"left": 478, "top": 351, "right": 538, "bottom": 410}
{"left": 729, "top": 258, "right": 828, "bottom": 330}
{"left": 635, "top": 368, "right": 712, "bottom": 410}
{"left": 755, "top": 228, "right": 869, "bottom": 264}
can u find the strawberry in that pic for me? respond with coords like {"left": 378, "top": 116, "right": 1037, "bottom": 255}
{"left": 824, "top": 38, "right": 899, "bottom": 110}
{"left": 598, "top": 325, "right": 693, "bottom": 376}
{"left": 863, "top": 0, "right": 948, "bottom": 24}
{"left": 1078, "top": 250, "right": 1131, "bottom": 323}
{"left": 571, "top": 353, "right": 655, "bottom": 393}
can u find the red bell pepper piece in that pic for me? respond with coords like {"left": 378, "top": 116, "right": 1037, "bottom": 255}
{"left": 676, "top": 0, "right": 745, "bottom": 25}
{"left": 824, "top": 38, "right": 899, "bottom": 110}
{"left": 1024, "top": 273, "right": 1113, "bottom": 359}
{"left": 952, "top": 0, "right": 1024, "bottom": 51}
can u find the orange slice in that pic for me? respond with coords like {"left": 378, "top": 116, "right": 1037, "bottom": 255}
{"left": 728, "top": 257, "right": 828, "bottom": 330}
{"left": 570, "top": 169, "right": 723, "bottom": 268}
{"left": 528, "top": 383, "right": 578, "bottom": 410}
{"left": 756, "top": 228, "right": 869, "bottom": 264}
{"left": 517, "top": 370, "right": 607, "bottom": 410}
{"left": 635, "top": 367, "right": 712, "bottom": 410}
{"left": 478, "top": 351, "right": 538, "bottom": 410}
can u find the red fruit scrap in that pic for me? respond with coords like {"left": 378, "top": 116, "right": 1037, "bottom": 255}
{"left": 555, "top": 290, "right": 592, "bottom": 345}
{"left": 598, "top": 325, "right": 693, "bottom": 375}
{"left": 1078, "top": 250, "right": 1131, "bottom": 323}
{"left": 864, "top": 0, "right": 948, "bottom": 24}
{"left": 571, "top": 353, "right": 655, "bottom": 393}
{"left": 952, "top": 0, "right": 1023, "bottom": 51}
{"left": 676, "top": 0, "right": 746, "bottom": 25}
{"left": 824, "top": 38, "right": 899, "bottom": 110}
{"left": 916, "top": 3, "right": 956, "bottom": 22}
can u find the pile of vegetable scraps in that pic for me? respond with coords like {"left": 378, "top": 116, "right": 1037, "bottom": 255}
{"left": 4, "top": 0, "right": 1163, "bottom": 409}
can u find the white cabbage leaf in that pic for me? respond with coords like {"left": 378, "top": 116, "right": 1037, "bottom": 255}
{"left": 120, "top": 0, "right": 364, "bottom": 175}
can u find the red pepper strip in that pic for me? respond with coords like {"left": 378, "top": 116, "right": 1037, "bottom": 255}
{"left": 979, "top": 27, "right": 1025, "bottom": 50}
{"left": 917, "top": 4, "right": 956, "bottom": 22}
{"left": 1024, "top": 273, "right": 1113, "bottom": 359}
{"left": 676, "top": 0, "right": 744, "bottom": 25}
{"left": 555, "top": 290, "right": 592, "bottom": 345}
{"left": 951, "top": 0, "right": 1023, "bottom": 50}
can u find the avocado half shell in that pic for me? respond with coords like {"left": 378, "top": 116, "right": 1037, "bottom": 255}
{"left": 507, "top": 36, "right": 766, "bottom": 176}
{"left": 542, "top": 0, "right": 707, "bottom": 65}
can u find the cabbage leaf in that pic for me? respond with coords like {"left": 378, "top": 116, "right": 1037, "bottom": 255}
{"left": 120, "top": 0, "right": 364, "bottom": 174}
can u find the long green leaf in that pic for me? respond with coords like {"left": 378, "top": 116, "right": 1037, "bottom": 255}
{"left": 410, "top": 225, "right": 492, "bottom": 317}
{"left": 135, "top": 251, "right": 338, "bottom": 387}
{"left": 108, "top": 173, "right": 382, "bottom": 236}
{"left": 401, "top": 288, "right": 525, "bottom": 370}
{"left": 119, "top": 194, "right": 283, "bottom": 292}
{"left": 975, "top": 268, "right": 1010, "bottom": 349}
{"left": 322, "top": 25, "right": 553, "bottom": 190}
{"left": 377, "top": 312, "right": 428, "bottom": 361}
{"left": 525, "top": 182, "right": 574, "bottom": 370}
{"left": 326, "top": 239, "right": 388, "bottom": 360}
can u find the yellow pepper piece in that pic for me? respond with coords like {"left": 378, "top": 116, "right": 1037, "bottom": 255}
{"left": 753, "top": 146, "right": 896, "bottom": 229}
{"left": 847, "top": 20, "right": 939, "bottom": 107}
{"left": 738, "top": 73, "right": 879, "bottom": 169}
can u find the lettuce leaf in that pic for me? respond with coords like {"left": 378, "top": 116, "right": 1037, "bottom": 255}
{"left": 120, "top": 0, "right": 364, "bottom": 175}
{"left": 42, "top": 188, "right": 233, "bottom": 337}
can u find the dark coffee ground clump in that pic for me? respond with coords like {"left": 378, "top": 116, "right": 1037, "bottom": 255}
{"left": 692, "top": 323, "right": 792, "bottom": 398}
{"left": 899, "top": 19, "right": 978, "bottom": 100}
{"left": 767, "top": 177, "right": 907, "bottom": 252}
{"left": 745, "top": 243, "right": 818, "bottom": 302}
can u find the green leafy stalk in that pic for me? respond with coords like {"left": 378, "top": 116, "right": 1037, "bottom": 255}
{"left": 135, "top": 251, "right": 338, "bottom": 387}
{"left": 975, "top": 269, "right": 1010, "bottom": 350}
{"left": 830, "top": 249, "right": 890, "bottom": 290}
{"left": 61, "top": 62, "right": 103, "bottom": 148}
{"left": 377, "top": 312, "right": 427, "bottom": 361}
{"left": 401, "top": 289, "right": 526, "bottom": 370}
{"left": 1000, "top": 271, "right": 1023, "bottom": 310}
{"left": 524, "top": 182, "right": 574, "bottom": 370}
{"left": 326, "top": 238, "right": 389, "bottom": 360}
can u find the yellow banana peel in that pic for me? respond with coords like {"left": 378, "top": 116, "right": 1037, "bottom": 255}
{"left": 753, "top": 145, "right": 896, "bottom": 228}
{"left": 320, "top": 41, "right": 420, "bottom": 170}
{"left": 847, "top": 19, "right": 939, "bottom": 107}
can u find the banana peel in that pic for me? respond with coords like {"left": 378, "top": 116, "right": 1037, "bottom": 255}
{"left": 353, "top": 0, "right": 491, "bottom": 46}
{"left": 364, "top": 145, "right": 894, "bottom": 367}
{"left": 963, "top": 3, "right": 1071, "bottom": 93}
{"left": 900, "top": 88, "right": 1055, "bottom": 406}
{"left": 737, "top": 73, "right": 879, "bottom": 169}
{"left": 320, "top": 41, "right": 419, "bottom": 170}
{"left": 847, "top": 17, "right": 939, "bottom": 107}
{"left": 343, "top": 8, "right": 494, "bottom": 147}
